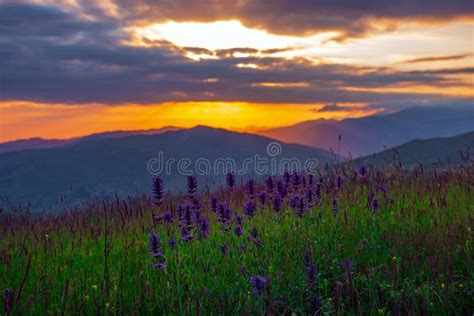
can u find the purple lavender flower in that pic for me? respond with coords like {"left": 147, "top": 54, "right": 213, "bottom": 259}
{"left": 217, "top": 202, "right": 232, "bottom": 224}
{"left": 198, "top": 217, "right": 210, "bottom": 239}
{"left": 250, "top": 275, "right": 267, "bottom": 295}
{"left": 276, "top": 180, "right": 287, "bottom": 197}
{"left": 308, "top": 174, "right": 314, "bottom": 186}
{"left": 336, "top": 175, "right": 342, "bottom": 190}
{"left": 371, "top": 197, "right": 379, "bottom": 212}
{"left": 177, "top": 204, "right": 185, "bottom": 219}
{"left": 181, "top": 227, "right": 194, "bottom": 242}
{"left": 309, "top": 295, "right": 322, "bottom": 315}
{"left": 248, "top": 227, "right": 262, "bottom": 247}
{"left": 181, "top": 204, "right": 196, "bottom": 228}
{"left": 245, "top": 179, "right": 255, "bottom": 197}
{"left": 272, "top": 193, "right": 282, "bottom": 212}
{"left": 154, "top": 211, "right": 173, "bottom": 224}
{"left": 304, "top": 251, "right": 318, "bottom": 288}
{"left": 283, "top": 171, "right": 291, "bottom": 185}
{"left": 168, "top": 238, "right": 176, "bottom": 248}
{"left": 235, "top": 225, "right": 244, "bottom": 237}
{"left": 289, "top": 194, "right": 302, "bottom": 208}
{"left": 292, "top": 171, "right": 300, "bottom": 189}
{"left": 235, "top": 214, "right": 243, "bottom": 226}
{"left": 244, "top": 199, "right": 257, "bottom": 218}
{"left": 149, "top": 232, "right": 162, "bottom": 257}
{"left": 209, "top": 195, "right": 218, "bottom": 213}
{"left": 152, "top": 262, "right": 167, "bottom": 270}
{"left": 187, "top": 175, "right": 197, "bottom": 197}
{"left": 221, "top": 243, "right": 229, "bottom": 255}
{"left": 3, "top": 288, "right": 14, "bottom": 313}
{"left": 341, "top": 259, "right": 353, "bottom": 272}
{"left": 293, "top": 195, "right": 306, "bottom": 217}
{"left": 152, "top": 177, "right": 164, "bottom": 206}
{"left": 258, "top": 191, "right": 267, "bottom": 206}
{"left": 332, "top": 197, "right": 339, "bottom": 214}
{"left": 305, "top": 188, "right": 314, "bottom": 205}
{"left": 226, "top": 171, "right": 236, "bottom": 190}
{"left": 265, "top": 176, "right": 274, "bottom": 192}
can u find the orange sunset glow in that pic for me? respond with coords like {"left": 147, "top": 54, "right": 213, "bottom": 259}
{"left": 0, "top": 1, "right": 472, "bottom": 142}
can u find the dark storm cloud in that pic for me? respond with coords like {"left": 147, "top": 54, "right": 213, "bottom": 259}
{"left": 111, "top": 0, "right": 474, "bottom": 39}
{"left": 0, "top": 3, "right": 471, "bottom": 105}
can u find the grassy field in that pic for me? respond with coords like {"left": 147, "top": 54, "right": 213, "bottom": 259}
{"left": 1, "top": 164, "right": 473, "bottom": 315}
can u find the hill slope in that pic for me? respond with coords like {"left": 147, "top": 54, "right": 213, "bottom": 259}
{"left": 258, "top": 106, "right": 474, "bottom": 156}
{"left": 0, "top": 126, "right": 332, "bottom": 210}
{"left": 0, "top": 126, "right": 182, "bottom": 154}
{"left": 357, "top": 131, "right": 474, "bottom": 167}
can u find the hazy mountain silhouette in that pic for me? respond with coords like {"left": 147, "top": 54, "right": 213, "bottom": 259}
{"left": 0, "top": 126, "right": 182, "bottom": 154}
{"left": 356, "top": 131, "right": 474, "bottom": 167}
{"left": 258, "top": 106, "right": 474, "bottom": 157}
{"left": 0, "top": 126, "right": 332, "bottom": 210}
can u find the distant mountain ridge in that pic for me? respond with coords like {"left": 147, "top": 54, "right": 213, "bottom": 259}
{"left": 0, "top": 126, "right": 332, "bottom": 210}
{"left": 356, "top": 131, "right": 474, "bottom": 167}
{"left": 258, "top": 105, "right": 474, "bottom": 156}
{"left": 0, "top": 126, "right": 182, "bottom": 154}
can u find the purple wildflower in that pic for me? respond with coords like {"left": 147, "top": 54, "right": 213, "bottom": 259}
{"left": 235, "top": 225, "right": 244, "bottom": 237}
{"left": 3, "top": 288, "right": 14, "bottom": 313}
{"left": 152, "top": 262, "right": 167, "bottom": 270}
{"left": 289, "top": 194, "right": 301, "bottom": 208}
{"left": 258, "top": 191, "right": 267, "bottom": 206}
{"left": 332, "top": 197, "right": 339, "bottom": 214}
{"left": 336, "top": 175, "right": 342, "bottom": 190}
{"left": 181, "top": 204, "right": 196, "bottom": 228}
{"left": 309, "top": 295, "right": 322, "bottom": 315}
{"left": 272, "top": 193, "right": 282, "bottom": 212}
{"left": 235, "top": 214, "right": 243, "bottom": 226}
{"left": 221, "top": 243, "right": 228, "bottom": 255}
{"left": 209, "top": 195, "right": 218, "bottom": 213}
{"left": 181, "top": 227, "right": 194, "bottom": 242}
{"left": 154, "top": 211, "right": 173, "bottom": 224}
{"left": 371, "top": 197, "right": 379, "bottom": 212}
{"left": 245, "top": 179, "right": 255, "bottom": 197}
{"left": 152, "top": 177, "right": 164, "bottom": 206}
{"left": 308, "top": 174, "right": 314, "bottom": 186}
{"left": 265, "top": 176, "right": 274, "bottom": 192}
{"left": 248, "top": 227, "right": 262, "bottom": 247}
{"left": 283, "top": 171, "right": 291, "bottom": 185}
{"left": 186, "top": 175, "right": 197, "bottom": 197}
{"left": 149, "top": 232, "right": 162, "bottom": 257}
{"left": 292, "top": 171, "right": 300, "bottom": 189}
{"left": 304, "top": 251, "right": 318, "bottom": 288}
{"left": 217, "top": 202, "right": 232, "bottom": 224}
{"left": 305, "top": 188, "right": 315, "bottom": 205}
{"left": 244, "top": 199, "right": 257, "bottom": 218}
{"left": 293, "top": 195, "right": 306, "bottom": 217}
{"left": 198, "top": 217, "right": 210, "bottom": 239}
{"left": 226, "top": 171, "right": 236, "bottom": 190}
{"left": 341, "top": 259, "right": 353, "bottom": 272}
{"left": 276, "top": 180, "right": 287, "bottom": 197}
{"left": 250, "top": 275, "right": 267, "bottom": 295}
{"left": 168, "top": 238, "right": 176, "bottom": 248}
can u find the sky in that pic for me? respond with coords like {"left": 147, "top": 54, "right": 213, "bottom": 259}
{"left": 0, "top": 0, "right": 473, "bottom": 142}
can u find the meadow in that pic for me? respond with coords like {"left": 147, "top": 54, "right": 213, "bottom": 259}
{"left": 1, "top": 163, "right": 473, "bottom": 315}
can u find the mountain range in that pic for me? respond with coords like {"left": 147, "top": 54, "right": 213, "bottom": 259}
{"left": 258, "top": 105, "right": 474, "bottom": 157}
{"left": 0, "top": 126, "right": 332, "bottom": 210}
{"left": 356, "top": 131, "right": 474, "bottom": 167}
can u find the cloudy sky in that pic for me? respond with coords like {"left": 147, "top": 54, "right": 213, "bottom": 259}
{"left": 0, "top": 0, "right": 473, "bottom": 141}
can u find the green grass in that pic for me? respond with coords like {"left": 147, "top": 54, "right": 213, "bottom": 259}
{"left": 1, "top": 166, "right": 473, "bottom": 315}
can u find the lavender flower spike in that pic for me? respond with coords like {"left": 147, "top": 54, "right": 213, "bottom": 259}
{"left": 250, "top": 275, "right": 267, "bottom": 295}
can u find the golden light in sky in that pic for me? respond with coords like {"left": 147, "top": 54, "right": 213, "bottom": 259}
{"left": 0, "top": 101, "right": 379, "bottom": 142}
{"left": 1, "top": 1, "right": 473, "bottom": 142}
